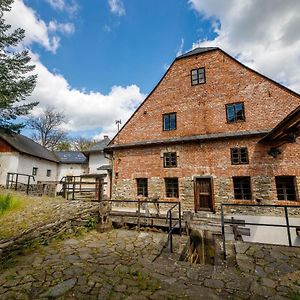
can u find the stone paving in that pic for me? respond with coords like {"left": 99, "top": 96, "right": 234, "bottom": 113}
{"left": 0, "top": 229, "right": 299, "bottom": 299}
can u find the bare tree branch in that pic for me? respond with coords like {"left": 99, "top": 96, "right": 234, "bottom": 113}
{"left": 27, "top": 106, "right": 67, "bottom": 150}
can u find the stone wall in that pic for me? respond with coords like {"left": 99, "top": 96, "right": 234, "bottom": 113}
{"left": 0, "top": 206, "right": 99, "bottom": 261}
{"left": 8, "top": 182, "right": 57, "bottom": 197}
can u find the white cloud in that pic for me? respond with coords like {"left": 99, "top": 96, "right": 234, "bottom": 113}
{"left": 28, "top": 54, "right": 145, "bottom": 138}
{"left": 4, "top": 0, "right": 75, "bottom": 53}
{"left": 108, "top": 0, "right": 126, "bottom": 16}
{"left": 46, "top": 0, "right": 78, "bottom": 16}
{"left": 189, "top": 0, "right": 300, "bottom": 93}
{"left": 4, "top": 0, "right": 59, "bottom": 53}
{"left": 48, "top": 21, "right": 75, "bottom": 35}
{"left": 176, "top": 38, "right": 185, "bottom": 57}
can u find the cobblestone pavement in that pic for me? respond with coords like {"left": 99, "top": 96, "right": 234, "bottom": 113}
{"left": 0, "top": 229, "right": 299, "bottom": 299}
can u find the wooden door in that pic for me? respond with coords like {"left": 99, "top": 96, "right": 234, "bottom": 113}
{"left": 194, "top": 178, "right": 213, "bottom": 212}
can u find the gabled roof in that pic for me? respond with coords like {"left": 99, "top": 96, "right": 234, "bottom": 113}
{"left": 106, "top": 130, "right": 269, "bottom": 150}
{"left": 84, "top": 136, "right": 110, "bottom": 154}
{"left": 108, "top": 47, "right": 300, "bottom": 147}
{"left": 259, "top": 105, "right": 300, "bottom": 145}
{"left": 55, "top": 151, "right": 88, "bottom": 164}
{"left": 0, "top": 132, "right": 59, "bottom": 163}
{"left": 176, "top": 47, "right": 218, "bottom": 59}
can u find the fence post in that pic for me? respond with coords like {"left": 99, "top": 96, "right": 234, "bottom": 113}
{"left": 221, "top": 204, "right": 226, "bottom": 259}
{"left": 178, "top": 201, "right": 182, "bottom": 236}
{"left": 26, "top": 176, "right": 30, "bottom": 195}
{"left": 72, "top": 182, "right": 75, "bottom": 200}
{"left": 170, "top": 210, "right": 172, "bottom": 252}
{"left": 284, "top": 206, "right": 292, "bottom": 247}
{"left": 15, "top": 173, "right": 19, "bottom": 190}
{"left": 10, "top": 174, "right": 14, "bottom": 189}
{"left": 6, "top": 173, "right": 10, "bottom": 189}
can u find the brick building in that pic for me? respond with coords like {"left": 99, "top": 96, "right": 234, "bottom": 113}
{"left": 106, "top": 47, "right": 300, "bottom": 212}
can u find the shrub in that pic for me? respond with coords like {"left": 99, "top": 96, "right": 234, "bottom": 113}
{"left": 0, "top": 194, "right": 21, "bottom": 215}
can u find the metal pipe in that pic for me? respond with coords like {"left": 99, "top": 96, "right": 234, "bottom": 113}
{"left": 284, "top": 206, "right": 292, "bottom": 247}
{"left": 221, "top": 204, "right": 226, "bottom": 260}
{"left": 169, "top": 210, "right": 173, "bottom": 253}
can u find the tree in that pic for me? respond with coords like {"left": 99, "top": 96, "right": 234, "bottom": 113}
{"left": 0, "top": 0, "right": 38, "bottom": 133}
{"left": 71, "top": 136, "right": 97, "bottom": 151}
{"left": 55, "top": 139, "right": 72, "bottom": 151}
{"left": 27, "top": 107, "right": 67, "bottom": 150}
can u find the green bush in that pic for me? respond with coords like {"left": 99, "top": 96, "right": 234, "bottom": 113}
{"left": 0, "top": 194, "right": 21, "bottom": 215}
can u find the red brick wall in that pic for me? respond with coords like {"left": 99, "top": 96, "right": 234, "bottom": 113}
{"left": 0, "top": 138, "right": 13, "bottom": 152}
{"left": 110, "top": 49, "right": 300, "bottom": 212}
{"left": 113, "top": 49, "right": 300, "bottom": 145}
{"left": 112, "top": 138, "right": 300, "bottom": 210}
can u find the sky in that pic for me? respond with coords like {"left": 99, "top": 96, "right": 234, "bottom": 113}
{"left": 4, "top": 0, "right": 300, "bottom": 140}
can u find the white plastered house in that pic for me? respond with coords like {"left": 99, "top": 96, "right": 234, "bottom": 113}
{"left": 0, "top": 132, "right": 59, "bottom": 185}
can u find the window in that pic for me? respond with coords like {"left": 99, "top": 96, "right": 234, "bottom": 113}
{"left": 32, "top": 167, "right": 38, "bottom": 176}
{"left": 137, "top": 178, "right": 148, "bottom": 197}
{"left": 191, "top": 67, "right": 206, "bottom": 85}
{"left": 231, "top": 148, "right": 249, "bottom": 165}
{"left": 163, "top": 113, "right": 176, "bottom": 131}
{"left": 163, "top": 152, "right": 177, "bottom": 168}
{"left": 46, "top": 169, "right": 51, "bottom": 177}
{"left": 226, "top": 102, "right": 245, "bottom": 123}
{"left": 165, "top": 178, "right": 179, "bottom": 198}
{"left": 276, "top": 176, "right": 298, "bottom": 201}
{"left": 233, "top": 177, "right": 252, "bottom": 200}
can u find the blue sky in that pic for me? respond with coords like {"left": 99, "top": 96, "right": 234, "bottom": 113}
{"left": 4, "top": 0, "right": 300, "bottom": 139}
{"left": 27, "top": 0, "right": 216, "bottom": 94}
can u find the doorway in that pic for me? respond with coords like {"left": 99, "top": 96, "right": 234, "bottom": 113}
{"left": 194, "top": 177, "right": 214, "bottom": 212}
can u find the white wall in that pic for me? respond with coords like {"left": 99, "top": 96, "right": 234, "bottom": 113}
{"left": 88, "top": 152, "right": 109, "bottom": 174}
{"left": 0, "top": 152, "right": 20, "bottom": 185}
{"left": 17, "top": 154, "right": 58, "bottom": 183}
{"left": 57, "top": 163, "right": 88, "bottom": 180}
{"left": 227, "top": 214, "right": 300, "bottom": 247}
{"left": 89, "top": 152, "right": 111, "bottom": 198}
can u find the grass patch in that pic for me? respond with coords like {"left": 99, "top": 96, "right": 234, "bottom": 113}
{"left": 289, "top": 291, "right": 300, "bottom": 300}
{"left": 0, "top": 193, "right": 22, "bottom": 215}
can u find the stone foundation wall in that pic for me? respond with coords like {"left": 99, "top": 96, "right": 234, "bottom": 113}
{"left": 112, "top": 174, "right": 300, "bottom": 216}
{"left": 10, "top": 182, "right": 57, "bottom": 197}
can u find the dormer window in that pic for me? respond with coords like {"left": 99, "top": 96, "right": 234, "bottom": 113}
{"left": 191, "top": 67, "right": 205, "bottom": 85}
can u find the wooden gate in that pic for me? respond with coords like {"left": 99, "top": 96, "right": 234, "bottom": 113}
{"left": 194, "top": 178, "right": 214, "bottom": 212}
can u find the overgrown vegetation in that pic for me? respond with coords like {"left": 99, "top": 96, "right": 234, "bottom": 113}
{"left": 0, "top": 193, "right": 22, "bottom": 215}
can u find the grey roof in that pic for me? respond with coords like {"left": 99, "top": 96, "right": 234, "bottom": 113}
{"left": 97, "top": 164, "right": 112, "bottom": 171}
{"left": 106, "top": 130, "right": 270, "bottom": 150}
{"left": 0, "top": 132, "right": 59, "bottom": 162}
{"left": 55, "top": 151, "right": 88, "bottom": 164}
{"left": 85, "top": 137, "right": 111, "bottom": 153}
{"left": 176, "top": 47, "right": 218, "bottom": 59}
